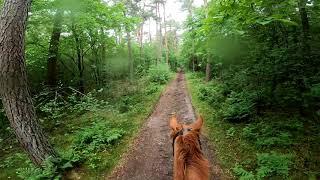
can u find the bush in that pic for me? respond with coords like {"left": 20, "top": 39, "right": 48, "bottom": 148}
{"left": 69, "top": 92, "right": 109, "bottom": 113}
{"left": 242, "top": 117, "right": 302, "bottom": 148}
{"left": 256, "top": 152, "right": 293, "bottom": 178}
{"left": 73, "top": 120, "right": 125, "bottom": 153}
{"left": 255, "top": 132, "right": 292, "bottom": 148}
{"left": 197, "top": 82, "right": 225, "bottom": 107}
{"left": 148, "top": 63, "right": 171, "bottom": 84}
{"left": 233, "top": 164, "right": 255, "bottom": 180}
{"left": 222, "top": 91, "right": 257, "bottom": 122}
{"left": 233, "top": 152, "right": 293, "bottom": 179}
{"left": 16, "top": 156, "right": 73, "bottom": 180}
{"left": 145, "top": 83, "right": 160, "bottom": 95}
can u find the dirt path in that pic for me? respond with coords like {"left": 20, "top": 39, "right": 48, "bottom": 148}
{"left": 108, "top": 73, "right": 223, "bottom": 180}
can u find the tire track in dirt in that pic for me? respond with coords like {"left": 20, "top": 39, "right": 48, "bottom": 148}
{"left": 108, "top": 73, "right": 223, "bottom": 180}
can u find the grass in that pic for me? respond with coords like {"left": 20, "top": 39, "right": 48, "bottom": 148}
{"left": 0, "top": 76, "right": 170, "bottom": 179}
{"left": 186, "top": 72, "right": 320, "bottom": 179}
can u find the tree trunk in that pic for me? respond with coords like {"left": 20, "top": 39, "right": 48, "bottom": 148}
{"left": 298, "top": 0, "right": 310, "bottom": 52}
{"left": 47, "top": 10, "right": 63, "bottom": 87}
{"left": 205, "top": 62, "right": 211, "bottom": 81}
{"left": 139, "top": 22, "right": 144, "bottom": 63}
{"left": 149, "top": 18, "right": 152, "bottom": 43}
{"left": 157, "top": 2, "right": 163, "bottom": 63}
{"left": 0, "top": 0, "right": 57, "bottom": 166}
{"left": 204, "top": 0, "right": 211, "bottom": 82}
{"left": 72, "top": 24, "right": 85, "bottom": 93}
{"left": 127, "top": 31, "right": 133, "bottom": 80}
{"left": 188, "top": 0, "right": 195, "bottom": 72}
{"left": 99, "top": 27, "right": 106, "bottom": 86}
{"left": 163, "top": 2, "right": 169, "bottom": 65}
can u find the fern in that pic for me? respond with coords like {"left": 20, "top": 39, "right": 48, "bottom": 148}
{"left": 256, "top": 152, "right": 293, "bottom": 178}
{"left": 233, "top": 164, "right": 256, "bottom": 180}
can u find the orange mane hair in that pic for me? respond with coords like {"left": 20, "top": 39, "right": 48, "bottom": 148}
{"left": 170, "top": 115, "right": 209, "bottom": 180}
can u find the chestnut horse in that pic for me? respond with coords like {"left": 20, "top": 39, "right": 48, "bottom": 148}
{"left": 169, "top": 115, "right": 209, "bottom": 180}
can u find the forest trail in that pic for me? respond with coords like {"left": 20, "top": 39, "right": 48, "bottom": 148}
{"left": 108, "top": 73, "right": 223, "bottom": 180}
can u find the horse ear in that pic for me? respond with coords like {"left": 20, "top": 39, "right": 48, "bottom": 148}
{"left": 170, "top": 115, "right": 182, "bottom": 131}
{"left": 190, "top": 115, "right": 204, "bottom": 131}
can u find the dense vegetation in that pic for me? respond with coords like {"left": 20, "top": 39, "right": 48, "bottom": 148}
{"left": 182, "top": 0, "right": 320, "bottom": 179}
{"left": 0, "top": 0, "right": 319, "bottom": 179}
{"left": 0, "top": 0, "right": 174, "bottom": 178}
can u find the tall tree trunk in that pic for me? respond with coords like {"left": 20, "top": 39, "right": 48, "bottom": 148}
{"left": 0, "top": 0, "right": 57, "bottom": 166}
{"left": 298, "top": 0, "right": 310, "bottom": 52}
{"left": 47, "top": 10, "right": 62, "bottom": 87}
{"left": 72, "top": 24, "right": 85, "bottom": 93}
{"left": 139, "top": 22, "right": 144, "bottom": 63}
{"left": 163, "top": 2, "right": 169, "bottom": 65}
{"left": 298, "top": 0, "right": 310, "bottom": 114}
{"left": 127, "top": 31, "right": 133, "bottom": 80}
{"left": 149, "top": 18, "right": 152, "bottom": 43}
{"left": 99, "top": 27, "right": 106, "bottom": 86}
{"left": 157, "top": 2, "right": 163, "bottom": 63}
{"left": 188, "top": 0, "right": 195, "bottom": 72}
{"left": 204, "top": 0, "right": 211, "bottom": 82}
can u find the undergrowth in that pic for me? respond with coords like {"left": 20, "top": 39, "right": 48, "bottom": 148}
{"left": 0, "top": 72, "right": 170, "bottom": 179}
{"left": 187, "top": 72, "right": 320, "bottom": 180}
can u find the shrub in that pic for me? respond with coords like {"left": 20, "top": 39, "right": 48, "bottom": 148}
{"left": 233, "top": 164, "right": 255, "bottom": 180}
{"left": 145, "top": 83, "right": 160, "bottom": 95}
{"left": 233, "top": 152, "right": 293, "bottom": 179}
{"left": 222, "top": 91, "right": 257, "bottom": 122}
{"left": 197, "top": 82, "right": 225, "bottom": 107}
{"left": 255, "top": 132, "right": 292, "bottom": 148}
{"left": 226, "top": 127, "right": 236, "bottom": 138}
{"left": 256, "top": 152, "right": 293, "bottom": 178}
{"left": 73, "top": 121, "right": 125, "bottom": 153}
{"left": 69, "top": 92, "right": 109, "bottom": 113}
{"left": 242, "top": 118, "right": 301, "bottom": 148}
{"left": 148, "top": 63, "right": 171, "bottom": 84}
{"left": 16, "top": 157, "right": 68, "bottom": 180}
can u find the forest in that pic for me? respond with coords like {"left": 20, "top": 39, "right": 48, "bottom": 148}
{"left": 0, "top": 0, "right": 319, "bottom": 179}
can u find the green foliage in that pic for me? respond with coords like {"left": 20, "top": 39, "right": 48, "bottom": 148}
{"left": 188, "top": 73, "right": 320, "bottom": 179}
{"left": 69, "top": 92, "right": 110, "bottom": 113}
{"left": 0, "top": 153, "right": 27, "bottom": 169}
{"left": 197, "top": 82, "right": 225, "bottom": 107}
{"left": 38, "top": 89, "right": 109, "bottom": 122}
{"left": 145, "top": 83, "right": 160, "bottom": 95}
{"left": 242, "top": 118, "right": 303, "bottom": 148}
{"left": 73, "top": 121, "right": 125, "bottom": 153}
{"left": 148, "top": 63, "right": 171, "bottom": 84}
{"left": 256, "top": 152, "right": 292, "bottom": 178}
{"left": 181, "top": 0, "right": 320, "bottom": 120}
{"left": 233, "top": 152, "right": 293, "bottom": 179}
{"left": 233, "top": 165, "right": 255, "bottom": 180}
{"left": 16, "top": 157, "right": 65, "bottom": 180}
{"left": 226, "top": 127, "right": 236, "bottom": 138}
{"left": 222, "top": 91, "right": 256, "bottom": 122}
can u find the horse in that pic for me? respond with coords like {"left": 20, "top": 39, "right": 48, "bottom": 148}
{"left": 169, "top": 114, "right": 210, "bottom": 180}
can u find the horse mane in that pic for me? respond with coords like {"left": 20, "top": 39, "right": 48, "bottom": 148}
{"left": 173, "top": 130, "right": 209, "bottom": 180}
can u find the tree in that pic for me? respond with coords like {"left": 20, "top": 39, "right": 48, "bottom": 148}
{"left": 203, "top": 0, "right": 211, "bottom": 82}
{"left": 162, "top": 1, "right": 169, "bottom": 65}
{"left": 0, "top": 0, "right": 57, "bottom": 165}
{"left": 47, "top": 9, "right": 63, "bottom": 87}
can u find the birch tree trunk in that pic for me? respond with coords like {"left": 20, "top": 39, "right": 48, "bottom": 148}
{"left": 0, "top": 0, "right": 57, "bottom": 166}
